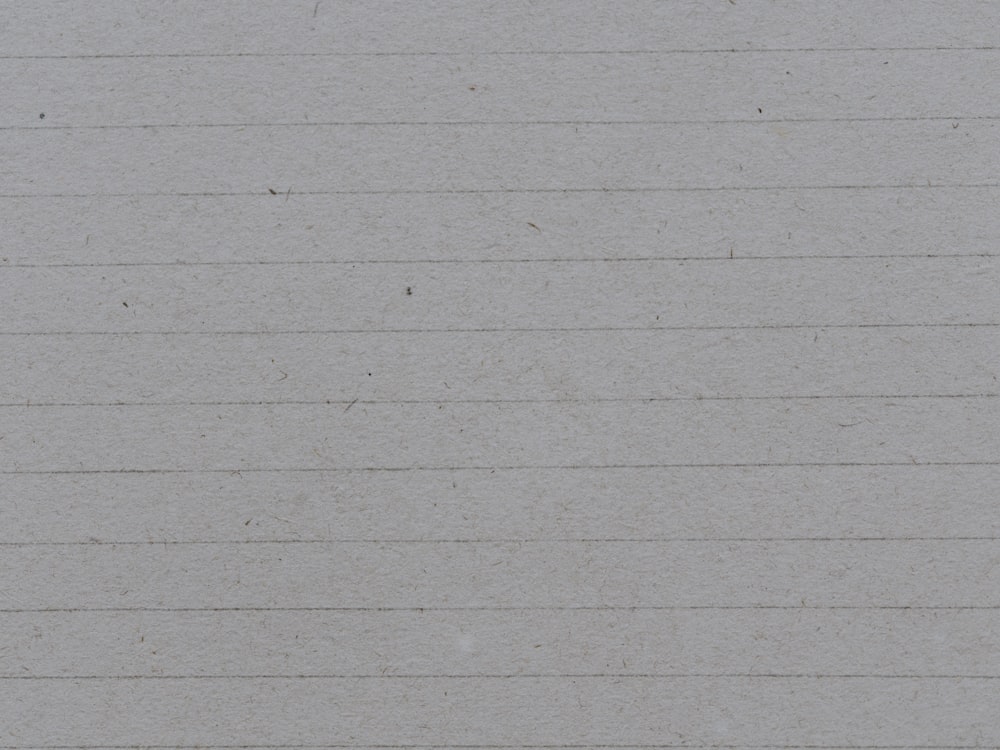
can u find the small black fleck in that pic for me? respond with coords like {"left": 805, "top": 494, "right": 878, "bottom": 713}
{"left": 268, "top": 188, "right": 277, "bottom": 195}
{"left": 39, "top": 113, "right": 45, "bottom": 119}
{"left": 122, "top": 301, "right": 128, "bottom": 308}
{"left": 406, "top": 286, "right": 412, "bottom": 295}
{"left": 757, "top": 107, "right": 762, "bottom": 113}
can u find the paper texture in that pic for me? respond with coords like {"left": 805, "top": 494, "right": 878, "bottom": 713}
{"left": 3, "top": 1, "right": 1000, "bottom": 746}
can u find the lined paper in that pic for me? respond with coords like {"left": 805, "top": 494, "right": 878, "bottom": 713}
{"left": 3, "top": 1, "right": 1000, "bottom": 747}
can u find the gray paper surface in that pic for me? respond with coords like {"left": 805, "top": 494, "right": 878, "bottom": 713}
{"left": 2, "top": 1, "right": 1000, "bottom": 747}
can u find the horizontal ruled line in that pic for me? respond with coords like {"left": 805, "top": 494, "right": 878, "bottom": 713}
{"left": 0, "top": 748, "right": 991, "bottom": 750}
{"left": 4, "top": 46, "right": 1000, "bottom": 59}
{"left": 2, "top": 184, "right": 1000, "bottom": 199}
{"left": 0, "top": 116, "right": 992, "bottom": 131}
{"left": 2, "top": 538, "right": 1000, "bottom": 547}
{"left": 3, "top": 254, "right": 998, "bottom": 269}
{"left": 3, "top": 463, "right": 1000, "bottom": 477}
{"left": 0, "top": 742, "right": 985, "bottom": 750}
{"left": 1, "top": 394, "right": 997, "bottom": 408}
{"left": 4, "top": 606, "right": 1000, "bottom": 613}
{"left": 1, "top": 673, "right": 997, "bottom": 680}
{"left": 0, "top": 323, "right": 997, "bottom": 336}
